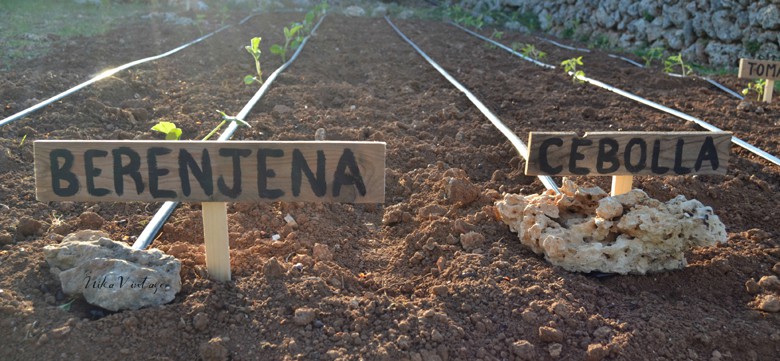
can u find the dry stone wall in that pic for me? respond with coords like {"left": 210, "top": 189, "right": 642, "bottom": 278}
{"left": 453, "top": 0, "right": 780, "bottom": 67}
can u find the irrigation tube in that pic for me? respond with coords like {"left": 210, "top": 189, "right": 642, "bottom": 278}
{"left": 449, "top": 22, "right": 554, "bottom": 69}
{"left": 0, "top": 24, "right": 234, "bottom": 127}
{"left": 132, "top": 15, "right": 327, "bottom": 250}
{"left": 385, "top": 17, "right": 560, "bottom": 194}
{"left": 574, "top": 73, "right": 780, "bottom": 167}
{"left": 453, "top": 24, "right": 780, "bottom": 168}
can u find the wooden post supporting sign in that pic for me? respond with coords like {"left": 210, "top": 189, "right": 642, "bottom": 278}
{"left": 739, "top": 58, "right": 780, "bottom": 103}
{"left": 34, "top": 140, "right": 386, "bottom": 281}
{"left": 525, "top": 131, "right": 731, "bottom": 196}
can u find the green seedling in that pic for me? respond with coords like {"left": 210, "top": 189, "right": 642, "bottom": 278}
{"left": 520, "top": 43, "right": 546, "bottom": 60}
{"left": 151, "top": 121, "right": 182, "bottom": 140}
{"left": 741, "top": 79, "right": 766, "bottom": 101}
{"left": 640, "top": 47, "right": 663, "bottom": 67}
{"left": 491, "top": 30, "right": 504, "bottom": 40}
{"left": 19, "top": 133, "right": 27, "bottom": 147}
{"left": 203, "top": 110, "right": 251, "bottom": 141}
{"left": 561, "top": 56, "right": 585, "bottom": 83}
{"left": 151, "top": 110, "right": 250, "bottom": 143}
{"left": 58, "top": 298, "right": 76, "bottom": 312}
{"left": 244, "top": 37, "right": 264, "bottom": 85}
{"left": 664, "top": 53, "right": 692, "bottom": 76}
{"left": 302, "top": 10, "right": 316, "bottom": 34}
{"left": 270, "top": 23, "right": 303, "bottom": 63}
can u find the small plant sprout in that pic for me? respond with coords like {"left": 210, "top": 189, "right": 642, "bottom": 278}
{"left": 742, "top": 79, "right": 766, "bottom": 101}
{"left": 302, "top": 10, "right": 316, "bottom": 34}
{"left": 561, "top": 56, "right": 585, "bottom": 83}
{"left": 202, "top": 110, "right": 251, "bottom": 141}
{"left": 58, "top": 298, "right": 76, "bottom": 312}
{"left": 640, "top": 47, "right": 663, "bottom": 67}
{"left": 270, "top": 23, "right": 303, "bottom": 63}
{"left": 19, "top": 133, "right": 28, "bottom": 147}
{"left": 151, "top": 121, "right": 182, "bottom": 140}
{"left": 491, "top": 30, "right": 504, "bottom": 40}
{"left": 244, "top": 37, "right": 264, "bottom": 85}
{"left": 521, "top": 43, "right": 546, "bottom": 60}
{"left": 664, "top": 53, "right": 693, "bottom": 76}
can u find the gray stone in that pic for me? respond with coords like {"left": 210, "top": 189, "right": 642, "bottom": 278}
{"left": 711, "top": 10, "right": 741, "bottom": 42}
{"left": 44, "top": 230, "right": 181, "bottom": 311}
{"left": 371, "top": 5, "right": 388, "bottom": 17}
{"left": 595, "top": 4, "right": 618, "bottom": 29}
{"left": 663, "top": 3, "right": 689, "bottom": 28}
{"left": 343, "top": 6, "right": 365, "bottom": 17}
{"left": 665, "top": 29, "right": 686, "bottom": 50}
{"left": 757, "top": 5, "right": 780, "bottom": 30}
{"left": 705, "top": 41, "right": 743, "bottom": 66}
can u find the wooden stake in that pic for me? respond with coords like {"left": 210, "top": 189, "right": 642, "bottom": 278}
{"left": 611, "top": 175, "right": 633, "bottom": 196}
{"left": 202, "top": 202, "right": 231, "bottom": 281}
{"left": 765, "top": 79, "right": 775, "bottom": 103}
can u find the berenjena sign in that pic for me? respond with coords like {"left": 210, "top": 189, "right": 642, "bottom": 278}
{"left": 34, "top": 140, "right": 385, "bottom": 203}
{"left": 525, "top": 132, "right": 731, "bottom": 176}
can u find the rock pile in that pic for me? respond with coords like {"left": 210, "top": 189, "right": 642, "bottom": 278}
{"left": 495, "top": 179, "right": 727, "bottom": 274}
{"left": 455, "top": 0, "right": 780, "bottom": 67}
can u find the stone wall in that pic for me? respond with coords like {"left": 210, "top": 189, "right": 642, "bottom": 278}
{"left": 453, "top": 0, "right": 780, "bottom": 68}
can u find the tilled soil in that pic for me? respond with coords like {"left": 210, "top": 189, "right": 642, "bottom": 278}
{"left": 1, "top": 9, "right": 779, "bottom": 361}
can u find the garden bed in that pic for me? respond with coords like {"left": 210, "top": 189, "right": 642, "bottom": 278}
{"left": 1, "top": 8, "right": 779, "bottom": 361}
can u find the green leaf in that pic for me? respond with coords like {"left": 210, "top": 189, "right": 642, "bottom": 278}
{"left": 151, "top": 121, "right": 177, "bottom": 134}
{"left": 289, "top": 24, "right": 302, "bottom": 37}
{"left": 166, "top": 128, "right": 182, "bottom": 140}
{"left": 291, "top": 38, "right": 302, "bottom": 50}
{"left": 244, "top": 75, "right": 256, "bottom": 85}
{"left": 251, "top": 36, "right": 261, "bottom": 51}
{"left": 270, "top": 44, "right": 284, "bottom": 55}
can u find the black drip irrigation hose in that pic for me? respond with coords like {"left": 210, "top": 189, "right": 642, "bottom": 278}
{"left": 385, "top": 17, "right": 561, "bottom": 194}
{"left": 453, "top": 22, "right": 780, "bottom": 168}
{"left": 132, "top": 14, "right": 327, "bottom": 250}
{"left": 0, "top": 13, "right": 264, "bottom": 127}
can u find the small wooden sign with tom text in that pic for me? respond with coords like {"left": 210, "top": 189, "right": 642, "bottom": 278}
{"left": 739, "top": 58, "right": 778, "bottom": 103}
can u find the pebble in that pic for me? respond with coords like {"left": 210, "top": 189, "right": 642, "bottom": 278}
{"left": 459, "top": 231, "right": 485, "bottom": 251}
{"left": 312, "top": 243, "right": 333, "bottom": 262}
{"left": 585, "top": 343, "right": 609, "bottom": 361}
{"left": 757, "top": 275, "right": 780, "bottom": 292}
{"left": 548, "top": 343, "right": 563, "bottom": 358}
{"left": 431, "top": 285, "right": 449, "bottom": 297}
{"left": 314, "top": 128, "right": 326, "bottom": 141}
{"left": 445, "top": 177, "right": 480, "bottom": 205}
{"left": 16, "top": 217, "right": 44, "bottom": 237}
{"left": 773, "top": 262, "right": 780, "bottom": 275}
{"left": 511, "top": 339, "right": 536, "bottom": 360}
{"left": 193, "top": 312, "right": 209, "bottom": 331}
{"left": 263, "top": 258, "right": 285, "bottom": 279}
{"left": 538, "top": 326, "right": 564, "bottom": 343}
{"left": 293, "top": 307, "right": 317, "bottom": 326}
{"left": 757, "top": 294, "right": 780, "bottom": 313}
{"left": 0, "top": 231, "right": 13, "bottom": 245}
{"left": 78, "top": 211, "right": 105, "bottom": 229}
{"left": 199, "top": 337, "right": 229, "bottom": 361}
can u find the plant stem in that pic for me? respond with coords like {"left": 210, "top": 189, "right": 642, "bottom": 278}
{"left": 203, "top": 120, "right": 227, "bottom": 141}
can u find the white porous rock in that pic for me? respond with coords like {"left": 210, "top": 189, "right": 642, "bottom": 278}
{"left": 44, "top": 230, "right": 181, "bottom": 311}
{"left": 495, "top": 180, "right": 727, "bottom": 275}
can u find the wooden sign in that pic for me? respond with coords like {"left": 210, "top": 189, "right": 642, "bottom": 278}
{"left": 525, "top": 131, "right": 731, "bottom": 176}
{"left": 34, "top": 140, "right": 385, "bottom": 203}
{"left": 739, "top": 58, "right": 780, "bottom": 81}
{"left": 739, "top": 58, "right": 778, "bottom": 103}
